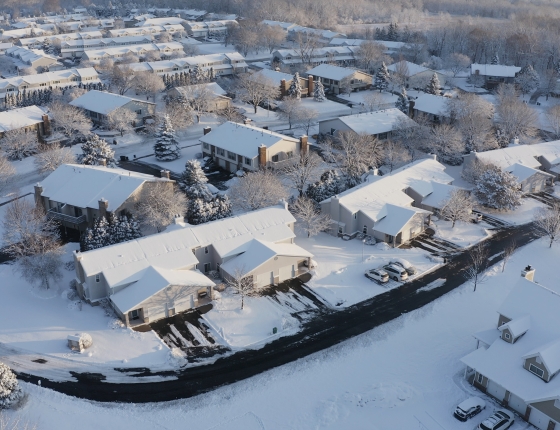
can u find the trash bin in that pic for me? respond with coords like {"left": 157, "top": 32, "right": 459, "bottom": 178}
{"left": 272, "top": 327, "right": 277, "bottom": 334}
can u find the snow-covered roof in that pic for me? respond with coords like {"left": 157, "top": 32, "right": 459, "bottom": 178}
{"left": 388, "top": 60, "right": 434, "bottom": 77}
{"left": 61, "top": 35, "right": 153, "bottom": 48}
{"left": 39, "top": 164, "right": 171, "bottom": 212}
{"left": 0, "top": 105, "right": 47, "bottom": 133}
{"left": 499, "top": 315, "right": 531, "bottom": 338}
{"left": 173, "top": 82, "right": 227, "bottom": 97}
{"left": 200, "top": 121, "right": 299, "bottom": 159}
{"left": 505, "top": 163, "right": 554, "bottom": 183}
{"left": 372, "top": 204, "right": 427, "bottom": 236}
{"left": 82, "top": 42, "right": 183, "bottom": 60}
{"left": 327, "top": 108, "right": 415, "bottom": 135}
{"left": 471, "top": 64, "right": 521, "bottom": 78}
{"left": 473, "top": 328, "right": 501, "bottom": 347}
{"left": 221, "top": 239, "right": 312, "bottom": 278}
{"left": 252, "top": 69, "right": 294, "bottom": 86}
{"left": 471, "top": 141, "right": 560, "bottom": 171}
{"left": 462, "top": 277, "right": 560, "bottom": 402}
{"left": 261, "top": 20, "right": 298, "bottom": 31}
{"left": 110, "top": 266, "right": 215, "bottom": 313}
{"left": 69, "top": 90, "right": 154, "bottom": 115}
{"left": 306, "top": 64, "right": 357, "bottom": 81}
{"left": 136, "top": 17, "right": 185, "bottom": 27}
{"left": 0, "top": 68, "right": 100, "bottom": 92}
{"left": 415, "top": 181, "right": 457, "bottom": 209}
{"left": 108, "top": 24, "right": 183, "bottom": 37}
{"left": 412, "top": 93, "right": 449, "bottom": 117}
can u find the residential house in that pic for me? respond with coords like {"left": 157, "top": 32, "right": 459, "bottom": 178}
{"left": 387, "top": 60, "right": 447, "bottom": 90}
{"left": 72, "top": 203, "right": 312, "bottom": 326}
{"left": 167, "top": 82, "right": 232, "bottom": 111}
{"left": 0, "top": 67, "right": 100, "bottom": 108}
{"left": 0, "top": 27, "right": 49, "bottom": 42}
{"left": 176, "top": 9, "right": 207, "bottom": 21}
{"left": 107, "top": 24, "right": 184, "bottom": 38}
{"left": 69, "top": 90, "right": 156, "bottom": 126}
{"left": 321, "top": 158, "right": 457, "bottom": 245}
{"left": 5, "top": 46, "right": 62, "bottom": 71}
{"left": 261, "top": 20, "right": 299, "bottom": 33}
{"left": 35, "top": 164, "right": 174, "bottom": 233}
{"left": 250, "top": 69, "right": 312, "bottom": 98}
{"left": 461, "top": 268, "right": 560, "bottom": 430}
{"left": 318, "top": 108, "right": 416, "bottom": 140}
{"left": 329, "top": 38, "right": 410, "bottom": 55}
{"left": 287, "top": 26, "right": 346, "bottom": 44}
{"left": 183, "top": 20, "right": 237, "bottom": 39}
{"left": 272, "top": 46, "right": 360, "bottom": 67}
{"left": 462, "top": 141, "right": 560, "bottom": 192}
{"left": 0, "top": 105, "right": 50, "bottom": 140}
{"left": 0, "top": 43, "right": 14, "bottom": 55}
{"left": 200, "top": 121, "right": 307, "bottom": 172}
{"left": 471, "top": 64, "right": 521, "bottom": 89}
{"left": 82, "top": 42, "right": 184, "bottom": 62}
{"left": 124, "top": 52, "right": 248, "bottom": 77}
{"left": 60, "top": 35, "right": 154, "bottom": 59}
{"left": 306, "top": 64, "right": 371, "bottom": 94}
{"left": 135, "top": 17, "right": 185, "bottom": 27}
{"left": 17, "top": 31, "right": 104, "bottom": 49}
{"left": 410, "top": 93, "right": 451, "bottom": 122}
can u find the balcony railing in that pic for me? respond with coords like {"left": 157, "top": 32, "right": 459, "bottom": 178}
{"left": 47, "top": 209, "right": 87, "bottom": 225}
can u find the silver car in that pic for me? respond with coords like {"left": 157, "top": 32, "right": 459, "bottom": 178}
{"left": 365, "top": 268, "right": 389, "bottom": 283}
{"left": 383, "top": 264, "right": 408, "bottom": 281}
{"left": 476, "top": 409, "right": 514, "bottom": 430}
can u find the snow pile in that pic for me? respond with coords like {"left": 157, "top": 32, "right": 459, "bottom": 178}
{"left": 168, "top": 347, "right": 187, "bottom": 367}
{"left": 432, "top": 219, "right": 491, "bottom": 247}
{"left": 0, "top": 362, "right": 23, "bottom": 410}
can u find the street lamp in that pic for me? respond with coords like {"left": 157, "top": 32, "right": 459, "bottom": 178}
{"left": 362, "top": 239, "right": 366, "bottom": 262}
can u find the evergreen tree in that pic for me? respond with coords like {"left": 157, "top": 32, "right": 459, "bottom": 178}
{"left": 555, "top": 61, "right": 560, "bottom": 76}
{"left": 78, "top": 134, "right": 116, "bottom": 167}
{"left": 425, "top": 73, "right": 441, "bottom": 95}
{"left": 491, "top": 54, "right": 499, "bottom": 65}
{"left": 313, "top": 80, "right": 326, "bottom": 102}
{"left": 287, "top": 72, "right": 302, "bottom": 99}
{"left": 395, "top": 87, "right": 409, "bottom": 114}
{"left": 187, "top": 194, "right": 232, "bottom": 225}
{"left": 515, "top": 64, "right": 540, "bottom": 97}
{"left": 81, "top": 216, "right": 110, "bottom": 251}
{"left": 306, "top": 170, "right": 347, "bottom": 203}
{"left": 474, "top": 164, "right": 522, "bottom": 211}
{"left": 374, "top": 62, "right": 390, "bottom": 92}
{"left": 178, "top": 159, "right": 212, "bottom": 199}
{"left": 80, "top": 214, "right": 142, "bottom": 251}
{"left": 374, "top": 28, "right": 383, "bottom": 40}
{"left": 387, "top": 22, "right": 399, "bottom": 41}
{"left": 154, "top": 115, "right": 180, "bottom": 161}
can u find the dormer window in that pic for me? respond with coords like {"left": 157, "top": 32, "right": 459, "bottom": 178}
{"left": 529, "top": 363, "right": 545, "bottom": 378}
{"left": 504, "top": 333, "right": 511, "bottom": 340}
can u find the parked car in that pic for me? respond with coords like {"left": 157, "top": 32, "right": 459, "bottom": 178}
{"left": 365, "top": 268, "right": 389, "bottom": 283}
{"left": 453, "top": 397, "right": 486, "bottom": 421}
{"left": 476, "top": 409, "right": 514, "bottom": 430}
{"left": 472, "top": 213, "right": 483, "bottom": 223}
{"left": 389, "top": 258, "right": 416, "bottom": 276}
{"left": 383, "top": 264, "right": 408, "bottom": 282}
{"left": 303, "top": 259, "right": 318, "bottom": 269}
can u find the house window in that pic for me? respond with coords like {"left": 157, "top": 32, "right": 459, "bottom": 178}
{"left": 330, "top": 128, "right": 336, "bottom": 136}
{"left": 338, "top": 226, "right": 343, "bottom": 234}
{"left": 504, "top": 333, "right": 511, "bottom": 340}
{"left": 227, "top": 151, "right": 236, "bottom": 160}
{"left": 529, "top": 363, "right": 545, "bottom": 378}
{"left": 204, "top": 246, "right": 209, "bottom": 254}
{"left": 135, "top": 109, "right": 142, "bottom": 115}
{"left": 217, "top": 148, "right": 225, "bottom": 156}
{"left": 245, "top": 157, "right": 252, "bottom": 166}
{"left": 203, "top": 142, "right": 209, "bottom": 150}
{"left": 353, "top": 213, "right": 357, "bottom": 219}
{"left": 95, "top": 274, "right": 100, "bottom": 283}
{"left": 363, "top": 225, "right": 367, "bottom": 234}
{"left": 272, "top": 154, "right": 279, "bottom": 162}
{"left": 204, "top": 262, "right": 211, "bottom": 272}
{"left": 477, "top": 373, "right": 483, "bottom": 384}
{"left": 286, "top": 151, "right": 294, "bottom": 158}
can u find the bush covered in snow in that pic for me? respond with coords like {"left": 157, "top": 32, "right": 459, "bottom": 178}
{"left": 0, "top": 362, "right": 23, "bottom": 410}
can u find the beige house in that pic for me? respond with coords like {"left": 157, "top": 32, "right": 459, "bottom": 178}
{"left": 387, "top": 61, "right": 447, "bottom": 90}
{"left": 306, "top": 64, "right": 371, "bottom": 94}
{"left": 69, "top": 90, "right": 156, "bottom": 126}
{"left": 5, "top": 46, "right": 62, "bottom": 72}
{"left": 470, "top": 64, "right": 521, "bottom": 89}
{"left": 35, "top": 164, "right": 174, "bottom": 233}
{"left": 250, "top": 69, "right": 313, "bottom": 99}
{"left": 200, "top": 121, "right": 307, "bottom": 172}
{"left": 462, "top": 269, "right": 560, "bottom": 430}
{"left": 82, "top": 42, "right": 184, "bottom": 62}
{"left": 167, "top": 82, "right": 231, "bottom": 111}
{"left": 0, "top": 105, "right": 50, "bottom": 140}
{"left": 60, "top": 35, "right": 154, "bottom": 58}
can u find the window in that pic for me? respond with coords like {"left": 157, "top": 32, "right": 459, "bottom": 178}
{"left": 338, "top": 226, "right": 343, "bottom": 234}
{"left": 363, "top": 225, "right": 367, "bottom": 234}
{"left": 286, "top": 151, "right": 294, "bottom": 158}
{"left": 529, "top": 363, "right": 545, "bottom": 378}
{"left": 135, "top": 109, "right": 142, "bottom": 115}
{"left": 204, "top": 262, "right": 211, "bottom": 272}
{"left": 203, "top": 142, "right": 209, "bottom": 150}
{"left": 95, "top": 274, "right": 100, "bottom": 283}
{"left": 271, "top": 154, "right": 279, "bottom": 162}
{"left": 504, "top": 333, "right": 511, "bottom": 340}
{"left": 244, "top": 157, "right": 252, "bottom": 166}
{"left": 477, "top": 373, "right": 483, "bottom": 384}
{"left": 204, "top": 246, "right": 209, "bottom": 254}
{"left": 227, "top": 151, "right": 236, "bottom": 161}
{"left": 217, "top": 148, "right": 225, "bottom": 156}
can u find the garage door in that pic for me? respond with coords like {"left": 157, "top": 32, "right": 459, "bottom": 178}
{"left": 256, "top": 272, "right": 273, "bottom": 288}
{"left": 487, "top": 380, "right": 506, "bottom": 402}
{"left": 529, "top": 406, "right": 551, "bottom": 430}
{"left": 509, "top": 393, "right": 527, "bottom": 415}
{"left": 218, "top": 158, "right": 226, "bottom": 168}
{"left": 278, "top": 265, "right": 295, "bottom": 282}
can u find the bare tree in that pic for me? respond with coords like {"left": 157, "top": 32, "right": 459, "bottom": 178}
{"left": 165, "top": 98, "right": 195, "bottom": 129}
{"left": 217, "top": 105, "right": 245, "bottom": 124}
{"left": 119, "top": 51, "right": 140, "bottom": 64}
{"left": 466, "top": 243, "right": 488, "bottom": 292}
{"left": 134, "top": 183, "right": 187, "bottom": 233}
{"left": 439, "top": 189, "right": 474, "bottom": 228}
{"left": 2, "top": 197, "right": 63, "bottom": 290}
{"left": 144, "top": 50, "right": 162, "bottom": 62}
{"left": 291, "top": 197, "right": 331, "bottom": 238}
{"left": 262, "top": 24, "right": 285, "bottom": 53}
{"left": 444, "top": 52, "right": 471, "bottom": 77}
{"left": 426, "top": 124, "right": 465, "bottom": 165}
{"left": 132, "top": 72, "right": 165, "bottom": 101}
{"left": 297, "top": 108, "right": 318, "bottom": 135}
{"left": 545, "top": 104, "right": 560, "bottom": 139}
{"left": 0, "top": 156, "right": 16, "bottom": 195}
{"left": 156, "top": 31, "right": 173, "bottom": 43}
{"left": 339, "top": 76, "right": 353, "bottom": 96}
{"left": 105, "top": 107, "right": 137, "bottom": 136}
{"left": 98, "top": 57, "right": 114, "bottom": 73}
{"left": 276, "top": 97, "right": 304, "bottom": 129}
{"left": 65, "top": 87, "right": 88, "bottom": 102}
{"left": 180, "top": 85, "right": 218, "bottom": 123}
{"left": 224, "top": 266, "right": 255, "bottom": 310}
{"left": 495, "top": 83, "right": 538, "bottom": 144}
{"left": 283, "top": 151, "right": 324, "bottom": 197}
{"left": 541, "top": 69, "right": 558, "bottom": 101}
{"left": 392, "top": 114, "right": 430, "bottom": 161}
{"left": 534, "top": 202, "right": 560, "bottom": 248}
{"left": 502, "top": 240, "right": 517, "bottom": 272}
{"left": 236, "top": 73, "right": 279, "bottom": 114}
{"left": 0, "top": 128, "right": 39, "bottom": 161}
{"left": 34, "top": 143, "right": 75, "bottom": 174}
{"left": 293, "top": 32, "right": 318, "bottom": 65}
{"left": 362, "top": 91, "right": 384, "bottom": 112}
{"left": 382, "top": 139, "right": 411, "bottom": 173}
{"left": 48, "top": 101, "right": 92, "bottom": 141}
{"left": 109, "top": 64, "right": 135, "bottom": 95}
{"left": 228, "top": 170, "right": 288, "bottom": 211}
{"left": 356, "top": 40, "right": 384, "bottom": 73}
{"left": 390, "top": 59, "right": 410, "bottom": 90}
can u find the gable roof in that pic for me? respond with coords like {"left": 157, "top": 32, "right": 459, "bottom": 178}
{"left": 0, "top": 105, "right": 46, "bottom": 133}
{"left": 412, "top": 93, "right": 449, "bottom": 117}
{"left": 69, "top": 90, "right": 154, "bottom": 115}
{"left": 471, "top": 141, "right": 560, "bottom": 170}
{"left": 471, "top": 64, "right": 521, "bottom": 78}
{"left": 499, "top": 315, "right": 531, "bottom": 338}
{"left": 388, "top": 60, "right": 435, "bottom": 77}
{"left": 415, "top": 181, "right": 457, "bottom": 209}
{"left": 505, "top": 163, "right": 554, "bottom": 183}
{"left": 306, "top": 64, "right": 356, "bottom": 81}
{"left": 252, "top": 69, "right": 294, "bottom": 86}
{"left": 329, "top": 108, "right": 416, "bottom": 135}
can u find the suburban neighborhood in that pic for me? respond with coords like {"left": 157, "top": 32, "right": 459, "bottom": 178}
{"left": 1, "top": 1, "right": 560, "bottom": 429}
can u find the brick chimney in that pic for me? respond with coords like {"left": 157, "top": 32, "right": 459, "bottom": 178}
{"left": 280, "top": 79, "right": 286, "bottom": 98}
{"left": 98, "top": 198, "right": 108, "bottom": 218}
{"left": 521, "top": 265, "right": 535, "bottom": 281}
{"left": 258, "top": 144, "right": 267, "bottom": 168}
{"left": 203, "top": 126, "right": 212, "bottom": 135}
{"left": 160, "top": 169, "right": 170, "bottom": 179}
{"left": 42, "top": 114, "right": 51, "bottom": 136}
{"left": 308, "top": 75, "right": 314, "bottom": 97}
{"left": 300, "top": 135, "right": 308, "bottom": 156}
{"left": 34, "top": 183, "right": 43, "bottom": 206}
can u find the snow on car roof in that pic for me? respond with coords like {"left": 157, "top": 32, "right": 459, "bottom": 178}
{"left": 457, "top": 396, "right": 485, "bottom": 411}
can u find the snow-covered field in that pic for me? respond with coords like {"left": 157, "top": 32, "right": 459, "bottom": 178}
{"left": 432, "top": 219, "right": 492, "bottom": 247}
{"left": 482, "top": 197, "right": 547, "bottom": 225}
{"left": 5, "top": 237, "right": 559, "bottom": 430}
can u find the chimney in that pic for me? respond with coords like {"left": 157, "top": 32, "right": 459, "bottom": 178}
{"left": 300, "top": 135, "right": 308, "bottom": 156}
{"left": 203, "top": 126, "right": 212, "bottom": 135}
{"left": 408, "top": 99, "right": 415, "bottom": 117}
{"left": 42, "top": 113, "right": 51, "bottom": 136}
{"left": 278, "top": 198, "right": 288, "bottom": 210}
{"left": 258, "top": 144, "right": 267, "bottom": 168}
{"left": 308, "top": 74, "right": 314, "bottom": 96}
{"left": 34, "top": 182, "right": 43, "bottom": 206}
{"left": 98, "top": 198, "right": 108, "bottom": 218}
{"left": 330, "top": 195, "right": 340, "bottom": 226}
{"left": 280, "top": 79, "right": 286, "bottom": 98}
{"left": 521, "top": 265, "right": 535, "bottom": 281}
{"left": 428, "top": 153, "right": 437, "bottom": 161}
{"left": 160, "top": 169, "right": 170, "bottom": 179}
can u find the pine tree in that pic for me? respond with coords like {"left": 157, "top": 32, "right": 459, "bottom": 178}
{"left": 313, "top": 80, "right": 326, "bottom": 102}
{"left": 178, "top": 159, "right": 211, "bottom": 199}
{"left": 395, "top": 87, "right": 409, "bottom": 114}
{"left": 306, "top": 170, "right": 347, "bottom": 203}
{"left": 515, "top": 64, "right": 539, "bottom": 96}
{"left": 387, "top": 22, "right": 399, "bottom": 41}
{"left": 287, "top": 72, "right": 302, "bottom": 99}
{"left": 154, "top": 115, "right": 180, "bottom": 161}
{"left": 374, "top": 62, "right": 390, "bottom": 92}
{"left": 78, "top": 134, "right": 116, "bottom": 167}
{"left": 474, "top": 164, "right": 522, "bottom": 211}
{"left": 491, "top": 54, "right": 499, "bottom": 65}
{"left": 80, "top": 214, "right": 142, "bottom": 251}
{"left": 81, "top": 216, "right": 110, "bottom": 251}
{"left": 374, "top": 28, "right": 383, "bottom": 40}
{"left": 0, "top": 362, "right": 23, "bottom": 409}
{"left": 425, "top": 73, "right": 441, "bottom": 95}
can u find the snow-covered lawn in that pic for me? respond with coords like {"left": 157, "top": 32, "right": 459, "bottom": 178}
{"left": 432, "top": 219, "right": 492, "bottom": 247}
{"left": 481, "top": 196, "right": 547, "bottom": 225}
{"left": 296, "top": 232, "right": 439, "bottom": 307}
{"left": 0, "top": 244, "right": 169, "bottom": 368}
{"left": 7, "top": 237, "right": 560, "bottom": 430}
{"left": 141, "top": 143, "right": 202, "bottom": 174}
{"left": 202, "top": 291, "right": 300, "bottom": 349}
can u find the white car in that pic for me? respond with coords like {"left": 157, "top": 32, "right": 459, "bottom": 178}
{"left": 389, "top": 258, "right": 416, "bottom": 276}
{"left": 365, "top": 268, "right": 389, "bottom": 283}
{"left": 383, "top": 264, "right": 408, "bottom": 282}
{"left": 476, "top": 409, "right": 514, "bottom": 430}
{"left": 453, "top": 396, "right": 486, "bottom": 421}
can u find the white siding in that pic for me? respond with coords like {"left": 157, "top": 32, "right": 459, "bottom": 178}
{"left": 529, "top": 406, "right": 551, "bottom": 430}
